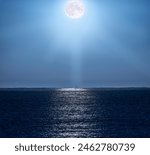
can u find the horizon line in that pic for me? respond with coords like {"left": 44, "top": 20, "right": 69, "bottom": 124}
{"left": 0, "top": 87, "right": 150, "bottom": 89}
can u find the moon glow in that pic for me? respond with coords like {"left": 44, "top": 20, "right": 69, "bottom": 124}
{"left": 65, "top": 0, "right": 85, "bottom": 19}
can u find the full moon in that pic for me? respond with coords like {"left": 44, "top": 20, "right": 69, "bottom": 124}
{"left": 65, "top": 0, "right": 85, "bottom": 19}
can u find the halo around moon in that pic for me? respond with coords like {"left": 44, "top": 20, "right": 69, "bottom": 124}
{"left": 65, "top": 0, "right": 85, "bottom": 19}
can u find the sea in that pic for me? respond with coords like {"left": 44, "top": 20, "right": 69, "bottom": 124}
{"left": 0, "top": 88, "right": 150, "bottom": 138}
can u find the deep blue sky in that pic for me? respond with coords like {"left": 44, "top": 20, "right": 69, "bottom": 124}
{"left": 0, "top": 0, "right": 150, "bottom": 88}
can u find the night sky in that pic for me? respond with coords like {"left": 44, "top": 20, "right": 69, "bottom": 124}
{"left": 0, "top": 0, "right": 150, "bottom": 88}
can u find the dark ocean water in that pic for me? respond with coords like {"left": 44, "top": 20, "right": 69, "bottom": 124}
{"left": 0, "top": 88, "right": 150, "bottom": 138}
